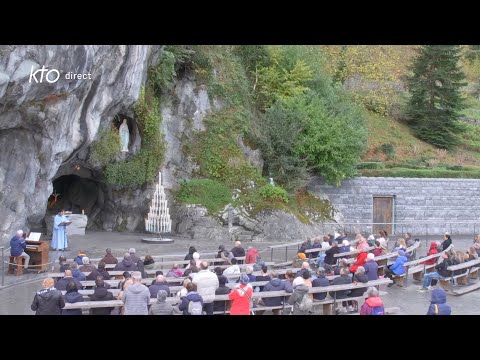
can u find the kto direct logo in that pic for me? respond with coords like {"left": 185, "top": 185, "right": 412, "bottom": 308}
{"left": 29, "top": 65, "right": 60, "bottom": 83}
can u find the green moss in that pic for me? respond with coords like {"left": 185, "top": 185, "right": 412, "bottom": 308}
{"left": 176, "top": 179, "right": 231, "bottom": 214}
{"left": 91, "top": 127, "right": 121, "bottom": 166}
{"left": 116, "top": 218, "right": 128, "bottom": 232}
{"left": 186, "top": 109, "right": 263, "bottom": 189}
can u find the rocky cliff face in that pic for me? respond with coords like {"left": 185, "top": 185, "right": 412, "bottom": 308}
{"left": 0, "top": 45, "right": 340, "bottom": 246}
{"left": 0, "top": 45, "right": 153, "bottom": 244}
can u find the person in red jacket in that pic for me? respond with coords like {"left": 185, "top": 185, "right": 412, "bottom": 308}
{"left": 360, "top": 287, "right": 384, "bottom": 315}
{"left": 349, "top": 246, "right": 369, "bottom": 273}
{"left": 423, "top": 242, "right": 439, "bottom": 265}
{"left": 245, "top": 246, "right": 259, "bottom": 264}
{"left": 228, "top": 274, "right": 253, "bottom": 315}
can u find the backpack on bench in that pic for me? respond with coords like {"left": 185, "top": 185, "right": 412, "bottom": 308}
{"left": 297, "top": 294, "right": 313, "bottom": 312}
{"left": 188, "top": 300, "right": 204, "bottom": 315}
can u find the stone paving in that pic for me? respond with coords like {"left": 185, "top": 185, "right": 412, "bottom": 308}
{"left": 1, "top": 231, "right": 479, "bottom": 315}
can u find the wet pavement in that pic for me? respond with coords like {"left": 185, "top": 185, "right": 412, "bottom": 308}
{"left": 1, "top": 231, "right": 479, "bottom": 315}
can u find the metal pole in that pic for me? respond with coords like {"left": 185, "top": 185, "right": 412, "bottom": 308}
{"left": 426, "top": 224, "right": 428, "bottom": 250}
{"left": 1, "top": 246, "right": 4, "bottom": 287}
{"left": 285, "top": 246, "right": 288, "bottom": 262}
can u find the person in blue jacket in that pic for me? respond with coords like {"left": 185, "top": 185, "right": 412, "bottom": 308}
{"left": 427, "top": 288, "right": 451, "bottom": 315}
{"left": 10, "top": 230, "right": 30, "bottom": 270}
{"left": 385, "top": 250, "right": 407, "bottom": 287}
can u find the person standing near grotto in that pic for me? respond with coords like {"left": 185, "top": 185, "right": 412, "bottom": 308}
{"left": 52, "top": 209, "right": 69, "bottom": 251}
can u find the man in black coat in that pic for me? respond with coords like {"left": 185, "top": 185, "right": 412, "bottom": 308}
{"left": 31, "top": 277, "right": 65, "bottom": 315}
{"left": 231, "top": 241, "right": 246, "bottom": 264}
{"left": 89, "top": 278, "right": 115, "bottom": 315}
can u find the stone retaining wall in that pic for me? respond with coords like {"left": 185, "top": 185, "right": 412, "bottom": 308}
{"left": 310, "top": 177, "right": 480, "bottom": 236}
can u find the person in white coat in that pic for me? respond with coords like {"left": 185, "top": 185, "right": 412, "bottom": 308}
{"left": 193, "top": 261, "right": 219, "bottom": 315}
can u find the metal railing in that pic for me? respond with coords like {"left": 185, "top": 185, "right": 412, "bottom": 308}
{"left": 318, "top": 221, "right": 480, "bottom": 238}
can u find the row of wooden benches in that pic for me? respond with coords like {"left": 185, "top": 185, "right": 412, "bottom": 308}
{"left": 49, "top": 261, "right": 275, "bottom": 280}
{"left": 62, "top": 278, "right": 393, "bottom": 315}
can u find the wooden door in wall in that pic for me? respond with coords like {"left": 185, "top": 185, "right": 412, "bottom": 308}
{"left": 372, "top": 196, "right": 394, "bottom": 236}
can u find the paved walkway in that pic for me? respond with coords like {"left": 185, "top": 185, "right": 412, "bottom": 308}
{"left": 1, "top": 231, "right": 479, "bottom": 315}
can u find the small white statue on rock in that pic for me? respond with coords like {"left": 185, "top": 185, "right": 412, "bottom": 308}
{"left": 119, "top": 119, "right": 129, "bottom": 152}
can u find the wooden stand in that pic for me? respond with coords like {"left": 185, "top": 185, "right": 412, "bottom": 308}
{"left": 25, "top": 240, "right": 49, "bottom": 272}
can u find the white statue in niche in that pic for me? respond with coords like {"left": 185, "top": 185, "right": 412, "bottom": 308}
{"left": 119, "top": 119, "right": 129, "bottom": 152}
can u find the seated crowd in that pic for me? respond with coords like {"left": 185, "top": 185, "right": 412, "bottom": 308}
{"left": 34, "top": 230, "right": 475, "bottom": 316}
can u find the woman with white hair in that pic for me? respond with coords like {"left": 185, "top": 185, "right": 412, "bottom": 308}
{"left": 79, "top": 256, "right": 96, "bottom": 273}
{"left": 287, "top": 277, "right": 311, "bottom": 315}
{"left": 363, "top": 253, "right": 379, "bottom": 281}
{"left": 360, "top": 286, "right": 384, "bottom": 315}
{"left": 149, "top": 290, "right": 181, "bottom": 315}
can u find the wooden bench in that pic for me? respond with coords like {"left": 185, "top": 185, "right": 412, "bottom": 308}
{"left": 49, "top": 262, "right": 275, "bottom": 280}
{"left": 451, "top": 281, "right": 480, "bottom": 296}
{"left": 62, "top": 278, "right": 392, "bottom": 315}
{"left": 402, "top": 244, "right": 452, "bottom": 284}
{"left": 58, "top": 251, "right": 224, "bottom": 264}
{"left": 469, "top": 266, "right": 480, "bottom": 279}
{"left": 8, "top": 256, "right": 24, "bottom": 276}
{"left": 442, "top": 257, "right": 480, "bottom": 292}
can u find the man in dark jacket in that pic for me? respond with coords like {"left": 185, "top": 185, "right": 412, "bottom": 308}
{"left": 96, "top": 261, "right": 111, "bottom": 280}
{"left": 56, "top": 270, "right": 83, "bottom": 291}
{"left": 10, "top": 230, "right": 30, "bottom": 270}
{"left": 101, "top": 248, "right": 118, "bottom": 265}
{"left": 231, "top": 241, "right": 246, "bottom": 263}
{"left": 418, "top": 252, "right": 457, "bottom": 292}
{"left": 184, "top": 246, "right": 197, "bottom": 266}
{"left": 312, "top": 267, "right": 330, "bottom": 300}
{"left": 89, "top": 278, "right": 115, "bottom": 315}
{"left": 114, "top": 253, "right": 138, "bottom": 272}
{"left": 324, "top": 241, "right": 340, "bottom": 265}
{"left": 427, "top": 288, "right": 451, "bottom": 315}
{"left": 441, "top": 233, "right": 453, "bottom": 251}
{"left": 299, "top": 239, "right": 312, "bottom": 254}
{"left": 62, "top": 282, "right": 83, "bottom": 315}
{"left": 329, "top": 267, "right": 351, "bottom": 300}
{"left": 345, "top": 266, "right": 369, "bottom": 311}
{"left": 149, "top": 274, "right": 170, "bottom": 298}
{"left": 214, "top": 275, "right": 231, "bottom": 314}
{"left": 70, "top": 261, "right": 86, "bottom": 281}
{"left": 261, "top": 271, "right": 293, "bottom": 314}
{"left": 31, "top": 277, "right": 65, "bottom": 315}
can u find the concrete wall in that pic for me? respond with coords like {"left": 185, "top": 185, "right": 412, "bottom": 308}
{"left": 309, "top": 177, "right": 480, "bottom": 236}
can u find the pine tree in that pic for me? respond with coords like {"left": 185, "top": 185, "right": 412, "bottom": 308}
{"left": 406, "top": 45, "right": 466, "bottom": 149}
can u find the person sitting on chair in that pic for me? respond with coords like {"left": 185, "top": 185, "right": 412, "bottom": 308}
{"left": 10, "top": 230, "right": 30, "bottom": 272}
